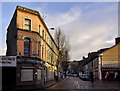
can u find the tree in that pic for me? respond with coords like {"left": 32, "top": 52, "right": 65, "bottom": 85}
{"left": 54, "top": 27, "right": 70, "bottom": 78}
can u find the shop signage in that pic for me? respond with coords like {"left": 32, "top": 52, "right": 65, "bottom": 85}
{"left": 0, "top": 56, "right": 16, "bottom": 67}
{"left": 102, "top": 61, "right": 120, "bottom": 68}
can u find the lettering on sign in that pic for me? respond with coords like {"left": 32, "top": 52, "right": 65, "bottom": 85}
{"left": 0, "top": 56, "right": 16, "bottom": 67}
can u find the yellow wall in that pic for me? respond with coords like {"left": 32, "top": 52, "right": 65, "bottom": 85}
{"left": 101, "top": 43, "right": 120, "bottom": 67}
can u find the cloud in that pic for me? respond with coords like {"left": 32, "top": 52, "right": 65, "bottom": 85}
{"left": 105, "top": 39, "right": 114, "bottom": 44}
{"left": 46, "top": 6, "right": 81, "bottom": 27}
{"left": 0, "top": 48, "right": 6, "bottom": 55}
{"left": 45, "top": 3, "right": 118, "bottom": 61}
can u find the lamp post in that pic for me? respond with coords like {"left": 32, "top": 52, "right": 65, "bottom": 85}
{"left": 98, "top": 54, "right": 103, "bottom": 80}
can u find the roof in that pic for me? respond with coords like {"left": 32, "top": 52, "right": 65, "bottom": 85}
{"left": 97, "top": 42, "right": 120, "bottom": 55}
{"left": 79, "top": 48, "right": 109, "bottom": 67}
{"left": 80, "top": 42, "right": 120, "bottom": 67}
{"left": 16, "top": 6, "right": 58, "bottom": 50}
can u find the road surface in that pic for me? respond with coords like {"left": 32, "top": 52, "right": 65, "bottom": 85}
{"left": 49, "top": 76, "right": 120, "bottom": 90}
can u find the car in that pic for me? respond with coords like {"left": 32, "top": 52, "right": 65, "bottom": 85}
{"left": 79, "top": 74, "right": 90, "bottom": 81}
{"left": 72, "top": 74, "right": 79, "bottom": 77}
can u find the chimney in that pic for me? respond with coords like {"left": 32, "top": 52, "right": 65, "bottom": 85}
{"left": 115, "top": 37, "right": 120, "bottom": 45}
{"left": 88, "top": 52, "right": 91, "bottom": 57}
{"left": 83, "top": 56, "right": 85, "bottom": 59}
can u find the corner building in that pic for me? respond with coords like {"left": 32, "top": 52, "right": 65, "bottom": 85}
{"left": 6, "top": 6, "right": 59, "bottom": 88}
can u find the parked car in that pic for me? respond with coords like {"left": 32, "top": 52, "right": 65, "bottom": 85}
{"left": 79, "top": 74, "right": 90, "bottom": 81}
{"left": 72, "top": 74, "right": 79, "bottom": 77}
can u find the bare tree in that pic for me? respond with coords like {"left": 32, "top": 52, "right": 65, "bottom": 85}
{"left": 54, "top": 27, "right": 70, "bottom": 78}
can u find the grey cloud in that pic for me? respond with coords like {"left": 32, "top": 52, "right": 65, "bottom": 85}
{"left": 40, "top": 3, "right": 118, "bottom": 61}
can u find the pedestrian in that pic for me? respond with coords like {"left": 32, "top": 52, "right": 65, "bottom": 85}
{"left": 105, "top": 71, "right": 109, "bottom": 79}
{"left": 114, "top": 71, "right": 118, "bottom": 80}
{"left": 90, "top": 72, "right": 94, "bottom": 83}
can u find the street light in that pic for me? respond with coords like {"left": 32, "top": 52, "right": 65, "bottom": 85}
{"left": 50, "top": 27, "right": 55, "bottom": 30}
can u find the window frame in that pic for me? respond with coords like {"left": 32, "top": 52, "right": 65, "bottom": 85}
{"left": 24, "top": 17, "right": 32, "bottom": 31}
{"left": 24, "top": 38, "right": 31, "bottom": 56}
{"left": 42, "top": 30, "right": 44, "bottom": 39}
{"left": 39, "top": 25, "right": 41, "bottom": 35}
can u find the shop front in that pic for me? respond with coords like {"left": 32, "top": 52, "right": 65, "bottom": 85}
{"left": 16, "top": 56, "right": 45, "bottom": 89}
{"left": 102, "top": 68, "right": 120, "bottom": 80}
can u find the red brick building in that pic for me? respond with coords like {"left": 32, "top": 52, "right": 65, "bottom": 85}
{"left": 5, "top": 6, "right": 59, "bottom": 89}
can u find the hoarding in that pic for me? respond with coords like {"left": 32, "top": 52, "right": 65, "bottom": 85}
{"left": 0, "top": 56, "right": 16, "bottom": 67}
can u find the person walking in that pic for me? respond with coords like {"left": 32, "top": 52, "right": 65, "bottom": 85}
{"left": 90, "top": 72, "right": 94, "bottom": 83}
{"left": 114, "top": 71, "right": 118, "bottom": 80}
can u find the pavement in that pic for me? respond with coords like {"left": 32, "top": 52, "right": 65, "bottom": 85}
{"left": 1, "top": 78, "right": 64, "bottom": 91}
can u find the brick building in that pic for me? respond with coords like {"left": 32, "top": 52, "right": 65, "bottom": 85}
{"left": 5, "top": 6, "right": 59, "bottom": 89}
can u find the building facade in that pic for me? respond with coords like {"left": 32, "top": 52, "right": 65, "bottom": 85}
{"left": 6, "top": 6, "right": 59, "bottom": 88}
{"left": 95, "top": 39, "right": 120, "bottom": 80}
{"left": 79, "top": 37, "right": 120, "bottom": 81}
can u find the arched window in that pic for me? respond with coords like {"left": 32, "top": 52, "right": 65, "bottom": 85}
{"left": 24, "top": 38, "right": 31, "bottom": 56}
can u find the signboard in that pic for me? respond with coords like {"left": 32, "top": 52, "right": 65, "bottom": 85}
{"left": 0, "top": 56, "right": 16, "bottom": 67}
{"left": 102, "top": 61, "right": 120, "bottom": 68}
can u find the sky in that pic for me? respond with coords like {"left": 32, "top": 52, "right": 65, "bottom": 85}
{"left": 0, "top": 1, "right": 119, "bottom": 61}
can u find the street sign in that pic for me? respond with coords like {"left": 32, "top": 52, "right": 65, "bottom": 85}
{"left": 0, "top": 56, "right": 16, "bottom": 67}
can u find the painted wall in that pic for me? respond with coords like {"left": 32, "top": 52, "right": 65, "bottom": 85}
{"left": 101, "top": 43, "right": 120, "bottom": 68}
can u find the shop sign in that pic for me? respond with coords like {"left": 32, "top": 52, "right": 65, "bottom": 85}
{"left": 0, "top": 56, "right": 16, "bottom": 67}
{"left": 102, "top": 61, "right": 119, "bottom": 68}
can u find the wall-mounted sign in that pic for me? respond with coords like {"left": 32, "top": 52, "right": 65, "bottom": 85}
{"left": 0, "top": 56, "right": 16, "bottom": 67}
{"left": 102, "top": 61, "right": 120, "bottom": 68}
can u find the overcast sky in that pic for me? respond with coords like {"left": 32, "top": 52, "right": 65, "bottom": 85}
{"left": 0, "top": 2, "right": 118, "bottom": 61}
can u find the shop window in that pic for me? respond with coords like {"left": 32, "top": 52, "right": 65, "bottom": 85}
{"left": 24, "top": 38, "right": 31, "bottom": 56}
{"left": 37, "top": 69, "right": 42, "bottom": 80}
{"left": 24, "top": 18, "right": 31, "bottom": 31}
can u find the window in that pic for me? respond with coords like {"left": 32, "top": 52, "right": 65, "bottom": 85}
{"left": 38, "top": 42, "right": 40, "bottom": 57}
{"left": 45, "top": 31, "right": 46, "bottom": 40}
{"left": 24, "top": 18, "right": 31, "bottom": 31}
{"left": 47, "top": 51, "right": 49, "bottom": 61}
{"left": 39, "top": 25, "right": 41, "bottom": 34}
{"left": 42, "top": 47, "right": 44, "bottom": 59}
{"left": 24, "top": 38, "right": 31, "bottom": 56}
{"left": 51, "top": 55, "right": 53, "bottom": 64}
{"left": 42, "top": 30, "right": 44, "bottom": 39}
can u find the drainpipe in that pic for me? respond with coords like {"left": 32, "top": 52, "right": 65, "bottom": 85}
{"left": 98, "top": 54, "right": 102, "bottom": 80}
